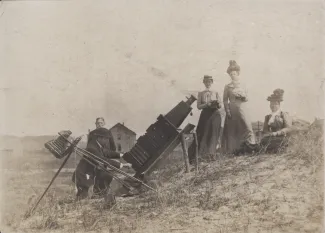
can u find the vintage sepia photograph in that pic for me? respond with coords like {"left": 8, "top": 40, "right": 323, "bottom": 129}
{"left": 0, "top": 0, "right": 324, "bottom": 232}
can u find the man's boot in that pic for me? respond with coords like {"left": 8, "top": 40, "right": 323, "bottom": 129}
{"left": 104, "top": 188, "right": 116, "bottom": 209}
{"left": 76, "top": 186, "right": 89, "bottom": 200}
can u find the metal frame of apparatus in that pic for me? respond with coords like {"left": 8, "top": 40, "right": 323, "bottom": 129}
{"left": 26, "top": 131, "right": 156, "bottom": 217}
{"left": 122, "top": 95, "right": 198, "bottom": 183}
{"left": 26, "top": 95, "right": 199, "bottom": 217}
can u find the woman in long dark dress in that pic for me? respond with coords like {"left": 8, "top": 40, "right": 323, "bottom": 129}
{"left": 188, "top": 75, "right": 222, "bottom": 163}
{"left": 221, "top": 60, "right": 257, "bottom": 154}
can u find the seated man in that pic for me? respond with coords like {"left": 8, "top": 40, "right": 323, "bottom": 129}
{"left": 260, "top": 89, "right": 293, "bottom": 153}
{"left": 72, "top": 118, "right": 131, "bottom": 199}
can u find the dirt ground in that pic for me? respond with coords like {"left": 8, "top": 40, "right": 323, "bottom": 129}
{"left": 1, "top": 131, "right": 324, "bottom": 233}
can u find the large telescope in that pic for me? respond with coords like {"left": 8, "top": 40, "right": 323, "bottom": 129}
{"left": 27, "top": 95, "right": 197, "bottom": 216}
{"left": 122, "top": 95, "right": 197, "bottom": 179}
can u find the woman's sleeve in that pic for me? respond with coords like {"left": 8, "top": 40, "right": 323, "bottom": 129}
{"left": 279, "top": 112, "right": 293, "bottom": 135}
{"left": 216, "top": 92, "right": 222, "bottom": 108}
{"left": 216, "top": 92, "right": 221, "bottom": 102}
{"left": 263, "top": 115, "right": 270, "bottom": 133}
{"left": 242, "top": 85, "right": 248, "bottom": 102}
{"left": 197, "top": 92, "right": 208, "bottom": 110}
{"left": 223, "top": 85, "right": 230, "bottom": 114}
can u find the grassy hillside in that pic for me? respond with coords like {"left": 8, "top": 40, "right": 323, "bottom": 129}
{"left": 1, "top": 123, "right": 323, "bottom": 233}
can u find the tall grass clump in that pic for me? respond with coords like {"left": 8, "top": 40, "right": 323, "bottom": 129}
{"left": 288, "top": 122, "right": 323, "bottom": 168}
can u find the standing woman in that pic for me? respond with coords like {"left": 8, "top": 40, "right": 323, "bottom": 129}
{"left": 221, "top": 60, "right": 256, "bottom": 154}
{"left": 188, "top": 75, "right": 222, "bottom": 163}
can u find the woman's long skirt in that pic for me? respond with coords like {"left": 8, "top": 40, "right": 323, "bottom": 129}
{"left": 259, "top": 135, "right": 289, "bottom": 153}
{"left": 221, "top": 102, "right": 256, "bottom": 154}
{"left": 188, "top": 108, "right": 222, "bottom": 163}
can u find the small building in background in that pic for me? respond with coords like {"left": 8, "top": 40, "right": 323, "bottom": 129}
{"left": 108, "top": 123, "right": 136, "bottom": 153}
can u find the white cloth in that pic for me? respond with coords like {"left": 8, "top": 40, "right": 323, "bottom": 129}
{"left": 268, "top": 109, "right": 281, "bottom": 126}
{"left": 204, "top": 90, "right": 211, "bottom": 103}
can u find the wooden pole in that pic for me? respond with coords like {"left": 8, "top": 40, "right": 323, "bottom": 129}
{"left": 193, "top": 133, "right": 199, "bottom": 173}
{"left": 180, "top": 133, "right": 190, "bottom": 173}
{"left": 26, "top": 150, "right": 73, "bottom": 217}
{"left": 257, "top": 121, "right": 260, "bottom": 143}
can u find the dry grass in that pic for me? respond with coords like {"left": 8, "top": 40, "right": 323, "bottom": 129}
{"left": 1, "top": 125, "right": 323, "bottom": 233}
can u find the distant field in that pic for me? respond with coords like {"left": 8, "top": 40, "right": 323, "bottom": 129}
{"left": 2, "top": 150, "right": 81, "bottom": 170}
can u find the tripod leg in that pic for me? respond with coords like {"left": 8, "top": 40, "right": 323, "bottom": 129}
{"left": 26, "top": 151, "right": 73, "bottom": 217}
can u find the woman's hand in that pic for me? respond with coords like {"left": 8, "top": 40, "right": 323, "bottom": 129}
{"left": 226, "top": 111, "right": 232, "bottom": 118}
{"left": 209, "top": 100, "right": 221, "bottom": 109}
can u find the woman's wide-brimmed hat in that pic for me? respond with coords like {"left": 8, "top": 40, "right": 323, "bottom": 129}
{"left": 267, "top": 88, "right": 284, "bottom": 102}
{"left": 227, "top": 60, "right": 240, "bottom": 74}
{"left": 203, "top": 75, "right": 213, "bottom": 81}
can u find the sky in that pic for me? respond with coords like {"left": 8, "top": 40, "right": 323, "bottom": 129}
{"left": 0, "top": 0, "right": 324, "bottom": 137}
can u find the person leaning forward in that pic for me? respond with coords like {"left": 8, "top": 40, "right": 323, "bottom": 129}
{"left": 72, "top": 121, "right": 131, "bottom": 199}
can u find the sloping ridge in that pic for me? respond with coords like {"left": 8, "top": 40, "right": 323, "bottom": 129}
{"left": 4, "top": 123, "right": 324, "bottom": 233}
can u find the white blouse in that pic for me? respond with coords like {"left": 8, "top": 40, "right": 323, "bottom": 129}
{"left": 197, "top": 89, "right": 220, "bottom": 110}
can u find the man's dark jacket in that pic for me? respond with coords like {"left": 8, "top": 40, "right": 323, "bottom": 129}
{"left": 72, "top": 127, "right": 122, "bottom": 189}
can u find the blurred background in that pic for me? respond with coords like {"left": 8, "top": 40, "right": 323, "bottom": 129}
{"left": 0, "top": 0, "right": 323, "bottom": 139}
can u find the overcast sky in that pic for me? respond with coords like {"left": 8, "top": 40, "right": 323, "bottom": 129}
{"left": 0, "top": 0, "right": 324, "bottom": 137}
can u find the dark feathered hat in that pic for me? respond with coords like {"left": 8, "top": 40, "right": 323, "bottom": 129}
{"left": 227, "top": 60, "right": 240, "bottom": 74}
{"left": 267, "top": 89, "right": 284, "bottom": 102}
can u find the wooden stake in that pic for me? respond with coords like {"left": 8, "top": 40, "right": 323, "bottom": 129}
{"left": 26, "top": 150, "right": 73, "bottom": 217}
{"left": 193, "top": 133, "right": 199, "bottom": 173}
{"left": 180, "top": 133, "right": 190, "bottom": 173}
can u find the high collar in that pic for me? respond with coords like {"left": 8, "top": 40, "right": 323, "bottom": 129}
{"left": 270, "top": 109, "right": 281, "bottom": 116}
{"left": 228, "top": 80, "right": 241, "bottom": 88}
